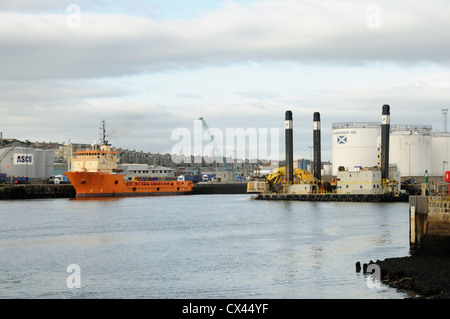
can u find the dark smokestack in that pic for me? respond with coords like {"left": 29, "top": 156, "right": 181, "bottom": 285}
{"left": 285, "top": 110, "right": 293, "bottom": 184}
{"left": 381, "top": 104, "right": 390, "bottom": 180}
{"left": 313, "top": 112, "right": 321, "bottom": 181}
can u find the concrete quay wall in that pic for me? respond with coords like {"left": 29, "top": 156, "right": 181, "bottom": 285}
{"left": 410, "top": 196, "right": 450, "bottom": 257}
{"left": 0, "top": 182, "right": 247, "bottom": 199}
{"left": 0, "top": 184, "right": 76, "bottom": 200}
{"left": 193, "top": 182, "right": 248, "bottom": 194}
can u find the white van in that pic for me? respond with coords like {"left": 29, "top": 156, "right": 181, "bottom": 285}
{"left": 50, "top": 174, "right": 68, "bottom": 184}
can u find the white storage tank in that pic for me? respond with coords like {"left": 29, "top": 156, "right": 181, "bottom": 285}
{"left": 332, "top": 122, "right": 379, "bottom": 175}
{"left": 431, "top": 133, "right": 450, "bottom": 177}
{"left": 387, "top": 125, "right": 432, "bottom": 177}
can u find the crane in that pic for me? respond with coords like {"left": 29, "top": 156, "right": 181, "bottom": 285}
{"left": 197, "top": 117, "right": 228, "bottom": 169}
{"left": 266, "top": 166, "right": 323, "bottom": 193}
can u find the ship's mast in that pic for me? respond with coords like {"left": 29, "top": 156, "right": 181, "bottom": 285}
{"left": 100, "top": 120, "right": 109, "bottom": 146}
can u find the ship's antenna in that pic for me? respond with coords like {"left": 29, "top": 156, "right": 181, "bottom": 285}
{"left": 100, "top": 120, "right": 109, "bottom": 145}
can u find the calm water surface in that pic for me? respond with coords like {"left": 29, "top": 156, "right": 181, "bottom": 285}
{"left": 0, "top": 194, "right": 411, "bottom": 298}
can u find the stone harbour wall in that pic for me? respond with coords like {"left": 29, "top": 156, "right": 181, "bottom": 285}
{"left": 410, "top": 196, "right": 450, "bottom": 257}
{"left": 427, "top": 197, "right": 450, "bottom": 237}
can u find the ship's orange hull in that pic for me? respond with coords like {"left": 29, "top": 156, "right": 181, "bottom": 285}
{"left": 65, "top": 171, "right": 193, "bottom": 198}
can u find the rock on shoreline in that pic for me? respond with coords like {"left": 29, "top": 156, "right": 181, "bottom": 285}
{"left": 374, "top": 255, "right": 450, "bottom": 299}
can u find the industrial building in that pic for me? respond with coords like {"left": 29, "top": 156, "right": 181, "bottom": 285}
{"left": 332, "top": 122, "right": 449, "bottom": 178}
{"left": 0, "top": 147, "right": 54, "bottom": 179}
{"left": 335, "top": 167, "right": 400, "bottom": 195}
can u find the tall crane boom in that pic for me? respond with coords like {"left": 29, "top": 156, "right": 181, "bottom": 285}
{"left": 197, "top": 117, "right": 228, "bottom": 169}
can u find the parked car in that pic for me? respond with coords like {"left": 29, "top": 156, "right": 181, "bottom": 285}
{"left": 402, "top": 178, "right": 417, "bottom": 185}
{"left": 50, "top": 174, "right": 69, "bottom": 184}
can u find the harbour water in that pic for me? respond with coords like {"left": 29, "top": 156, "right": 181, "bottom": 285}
{"left": 0, "top": 194, "right": 411, "bottom": 299}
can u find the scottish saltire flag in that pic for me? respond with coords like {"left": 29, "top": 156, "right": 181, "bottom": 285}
{"left": 337, "top": 136, "right": 347, "bottom": 144}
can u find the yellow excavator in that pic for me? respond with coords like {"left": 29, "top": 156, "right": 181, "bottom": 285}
{"left": 266, "top": 166, "right": 329, "bottom": 193}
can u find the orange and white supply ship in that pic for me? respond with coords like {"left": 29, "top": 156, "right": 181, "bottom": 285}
{"left": 64, "top": 140, "right": 193, "bottom": 198}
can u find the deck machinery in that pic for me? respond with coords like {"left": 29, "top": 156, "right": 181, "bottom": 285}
{"left": 247, "top": 105, "right": 408, "bottom": 202}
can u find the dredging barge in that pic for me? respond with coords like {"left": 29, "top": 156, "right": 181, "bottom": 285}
{"left": 248, "top": 105, "right": 409, "bottom": 202}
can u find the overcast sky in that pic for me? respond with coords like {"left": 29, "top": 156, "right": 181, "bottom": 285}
{"left": 1, "top": 0, "right": 449, "bottom": 162}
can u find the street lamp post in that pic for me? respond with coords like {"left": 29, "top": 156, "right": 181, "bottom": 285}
{"left": 443, "top": 161, "right": 448, "bottom": 182}
{"left": 406, "top": 141, "right": 413, "bottom": 179}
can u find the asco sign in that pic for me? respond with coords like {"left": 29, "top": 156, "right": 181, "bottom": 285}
{"left": 14, "top": 153, "right": 33, "bottom": 165}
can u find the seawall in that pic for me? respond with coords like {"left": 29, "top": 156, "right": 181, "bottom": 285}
{"left": 410, "top": 195, "right": 450, "bottom": 257}
{"left": 0, "top": 184, "right": 76, "bottom": 200}
{"left": 0, "top": 182, "right": 248, "bottom": 199}
{"left": 192, "top": 182, "right": 248, "bottom": 194}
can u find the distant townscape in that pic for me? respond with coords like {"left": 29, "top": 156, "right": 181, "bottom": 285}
{"left": 0, "top": 134, "right": 274, "bottom": 183}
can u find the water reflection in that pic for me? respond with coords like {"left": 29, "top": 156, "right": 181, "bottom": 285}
{"left": 69, "top": 197, "right": 124, "bottom": 202}
{"left": 0, "top": 195, "right": 410, "bottom": 298}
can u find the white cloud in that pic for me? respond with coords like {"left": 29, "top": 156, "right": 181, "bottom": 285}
{"left": 1, "top": 1, "right": 450, "bottom": 80}
{"left": 1, "top": 1, "right": 450, "bottom": 161}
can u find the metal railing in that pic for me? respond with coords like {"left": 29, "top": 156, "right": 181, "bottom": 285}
{"left": 427, "top": 182, "right": 450, "bottom": 198}
{"left": 332, "top": 122, "right": 380, "bottom": 129}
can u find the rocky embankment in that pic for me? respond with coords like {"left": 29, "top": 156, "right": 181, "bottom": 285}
{"left": 365, "top": 256, "right": 450, "bottom": 298}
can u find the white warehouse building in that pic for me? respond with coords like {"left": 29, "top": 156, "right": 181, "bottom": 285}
{"left": 332, "top": 122, "right": 445, "bottom": 178}
{"left": 0, "top": 147, "right": 54, "bottom": 179}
